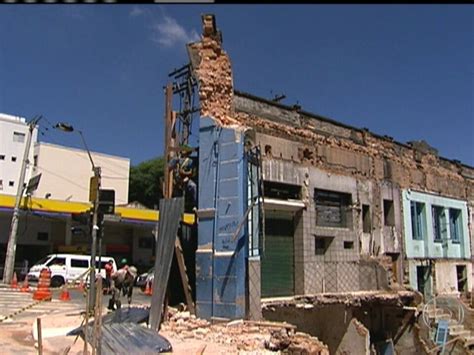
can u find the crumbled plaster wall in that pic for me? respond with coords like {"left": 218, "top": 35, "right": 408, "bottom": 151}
{"left": 234, "top": 102, "right": 474, "bottom": 202}
{"left": 188, "top": 15, "right": 474, "bottom": 203}
{"left": 188, "top": 14, "right": 473, "bottom": 297}
{"left": 187, "top": 15, "right": 238, "bottom": 127}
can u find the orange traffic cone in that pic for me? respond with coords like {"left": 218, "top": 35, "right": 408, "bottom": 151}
{"left": 20, "top": 277, "right": 30, "bottom": 293}
{"left": 59, "top": 284, "right": 71, "bottom": 301}
{"left": 144, "top": 280, "right": 153, "bottom": 296}
{"left": 11, "top": 272, "right": 18, "bottom": 289}
{"left": 32, "top": 268, "right": 52, "bottom": 301}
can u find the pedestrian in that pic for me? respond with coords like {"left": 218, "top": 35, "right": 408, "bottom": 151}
{"left": 104, "top": 259, "right": 114, "bottom": 294}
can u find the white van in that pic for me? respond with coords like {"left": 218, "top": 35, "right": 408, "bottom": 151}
{"left": 27, "top": 254, "right": 118, "bottom": 288}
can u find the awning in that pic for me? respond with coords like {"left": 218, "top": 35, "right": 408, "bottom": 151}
{"left": 263, "top": 198, "right": 306, "bottom": 212}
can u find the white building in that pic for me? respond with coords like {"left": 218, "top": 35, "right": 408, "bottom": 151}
{"left": 0, "top": 112, "right": 130, "bottom": 205}
{"left": 0, "top": 113, "right": 38, "bottom": 195}
{"left": 32, "top": 142, "right": 130, "bottom": 205}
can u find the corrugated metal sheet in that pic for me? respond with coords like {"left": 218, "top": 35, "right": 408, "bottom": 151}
{"left": 149, "top": 197, "right": 184, "bottom": 330}
{"left": 261, "top": 216, "right": 294, "bottom": 297}
{"left": 67, "top": 307, "right": 150, "bottom": 336}
{"left": 83, "top": 323, "right": 172, "bottom": 354}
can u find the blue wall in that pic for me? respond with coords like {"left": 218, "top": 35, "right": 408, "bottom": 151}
{"left": 196, "top": 117, "right": 247, "bottom": 319}
{"left": 402, "top": 190, "right": 470, "bottom": 259}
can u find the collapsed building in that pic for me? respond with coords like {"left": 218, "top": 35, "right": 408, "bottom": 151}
{"left": 166, "top": 14, "right": 473, "bottom": 353}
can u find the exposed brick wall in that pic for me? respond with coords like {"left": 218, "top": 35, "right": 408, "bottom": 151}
{"left": 188, "top": 15, "right": 474, "bottom": 201}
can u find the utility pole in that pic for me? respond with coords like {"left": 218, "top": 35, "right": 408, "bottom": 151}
{"left": 3, "top": 115, "right": 41, "bottom": 284}
{"left": 54, "top": 122, "right": 100, "bottom": 313}
{"left": 89, "top": 166, "right": 101, "bottom": 313}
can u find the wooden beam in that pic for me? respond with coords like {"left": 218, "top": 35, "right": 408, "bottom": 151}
{"left": 162, "top": 83, "right": 195, "bottom": 318}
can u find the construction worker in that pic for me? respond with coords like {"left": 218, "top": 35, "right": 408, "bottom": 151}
{"left": 108, "top": 260, "right": 137, "bottom": 311}
{"left": 104, "top": 259, "right": 114, "bottom": 294}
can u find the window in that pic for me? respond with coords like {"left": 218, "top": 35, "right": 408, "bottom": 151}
{"left": 95, "top": 261, "right": 109, "bottom": 269}
{"left": 37, "top": 232, "right": 49, "bottom": 241}
{"left": 11, "top": 156, "right": 17, "bottom": 162}
{"left": 264, "top": 181, "right": 302, "bottom": 200}
{"left": 71, "top": 259, "right": 89, "bottom": 268}
{"left": 362, "top": 205, "right": 371, "bottom": 233}
{"left": 411, "top": 201, "right": 426, "bottom": 240}
{"left": 314, "top": 189, "right": 352, "bottom": 228}
{"left": 46, "top": 257, "right": 66, "bottom": 266}
{"left": 0, "top": 180, "right": 2, "bottom": 191}
{"left": 431, "top": 206, "right": 445, "bottom": 242}
{"left": 9, "top": 181, "right": 14, "bottom": 187}
{"left": 314, "top": 236, "right": 332, "bottom": 255}
{"left": 344, "top": 241, "right": 354, "bottom": 249}
{"left": 13, "top": 131, "right": 25, "bottom": 143}
{"left": 383, "top": 200, "right": 395, "bottom": 226}
{"left": 0, "top": 155, "right": 4, "bottom": 160}
{"left": 449, "top": 208, "right": 463, "bottom": 243}
{"left": 33, "top": 155, "right": 38, "bottom": 167}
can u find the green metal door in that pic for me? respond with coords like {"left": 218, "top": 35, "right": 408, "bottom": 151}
{"left": 261, "top": 215, "right": 294, "bottom": 298}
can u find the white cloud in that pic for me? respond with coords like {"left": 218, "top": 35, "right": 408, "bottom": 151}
{"left": 151, "top": 15, "right": 200, "bottom": 48}
{"left": 129, "top": 7, "right": 145, "bottom": 17}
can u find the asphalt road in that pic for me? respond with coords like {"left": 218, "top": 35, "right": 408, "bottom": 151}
{"left": 61, "top": 286, "right": 152, "bottom": 309}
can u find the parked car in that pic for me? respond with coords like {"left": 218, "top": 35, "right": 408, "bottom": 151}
{"left": 135, "top": 267, "right": 154, "bottom": 291}
{"left": 27, "top": 254, "right": 118, "bottom": 288}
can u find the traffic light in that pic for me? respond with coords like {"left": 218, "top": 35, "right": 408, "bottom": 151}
{"left": 98, "top": 189, "right": 115, "bottom": 215}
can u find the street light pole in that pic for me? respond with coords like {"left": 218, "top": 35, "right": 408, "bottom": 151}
{"left": 89, "top": 165, "right": 101, "bottom": 313}
{"left": 55, "top": 123, "right": 100, "bottom": 313}
{"left": 3, "top": 115, "right": 41, "bottom": 284}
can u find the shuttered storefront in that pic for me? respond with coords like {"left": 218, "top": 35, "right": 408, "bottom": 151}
{"left": 261, "top": 214, "right": 294, "bottom": 298}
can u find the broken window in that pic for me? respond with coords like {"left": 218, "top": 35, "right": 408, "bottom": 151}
{"left": 383, "top": 199, "right": 395, "bottom": 227}
{"left": 362, "top": 204, "right": 371, "bottom": 233}
{"left": 449, "top": 208, "right": 462, "bottom": 243}
{"left": 431, "top": 206, "right": 445, "bottom": 242}
{"left": 314, "top": 236, "right": 332, "bottom": 255}
{"left": 264, "top": 181, "right": 301, "bottom": 200}
{"left": 314, "top": 189, "right": 352, "bottom": 228}
{"left": 410, "top": 201, "right": 426, "bottom": 240}
{"left": 343, "top": 241, "right": 354, "bottom": 249}
{"left": 456, "top": 265, "right": 467, "bottom": 292}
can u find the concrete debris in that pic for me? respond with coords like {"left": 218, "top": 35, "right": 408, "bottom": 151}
{"left": 265, "top": 328, "right": 330, "bottom": 355}
{"left": 161, "top": 309, "right": 329, "bottom": 353}
{"left": 262, "top": 290, "right": 419, "bottom": 309}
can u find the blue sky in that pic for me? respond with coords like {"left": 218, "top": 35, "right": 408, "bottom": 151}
{"left": 0, "top": 5, "right": 472, "bottom": 166}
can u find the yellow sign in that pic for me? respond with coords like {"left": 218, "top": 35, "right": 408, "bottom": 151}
{"left": 89, "top": 176, "right": 99, "bottom": 203}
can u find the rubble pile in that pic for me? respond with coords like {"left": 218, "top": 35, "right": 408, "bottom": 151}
{"left": 161, "top": 310, "right": 329, "bottom": 354}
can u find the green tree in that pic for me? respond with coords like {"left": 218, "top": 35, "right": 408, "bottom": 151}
{"left": 128, "top": 157, "right": 165, "bottom": 209}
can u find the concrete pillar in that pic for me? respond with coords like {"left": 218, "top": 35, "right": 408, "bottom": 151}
{"left": 196, "top": 118, "right": 247, "bottom": 320}
{"left": 65, "top": 217, "right": 72, "bottom": 246}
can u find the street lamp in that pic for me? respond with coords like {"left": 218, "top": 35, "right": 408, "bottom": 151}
{"left": 55, "top": 123, "right": 101, "bottom": 313}
{"left": 3, "top": 115, "right": 42, "bottom": 284}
